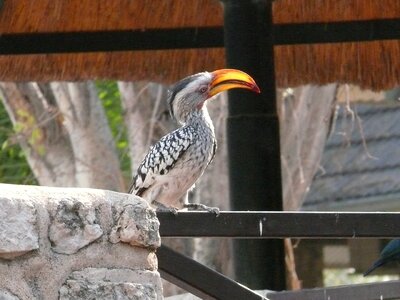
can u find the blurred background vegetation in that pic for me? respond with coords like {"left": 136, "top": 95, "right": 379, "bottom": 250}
{"left": 96, "top": 81, "right": 131, "bottom": 180}
{"left": 0, "top": 96, "right": 36, "bottom": 185}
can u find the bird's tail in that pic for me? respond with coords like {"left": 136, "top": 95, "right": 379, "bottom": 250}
{"left": 363, "top": 259, "right": 386, "bottom": 276}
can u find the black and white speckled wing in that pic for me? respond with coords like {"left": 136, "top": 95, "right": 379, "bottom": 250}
{"left": 128, "top": 126, "right": 196, "bottom": 196}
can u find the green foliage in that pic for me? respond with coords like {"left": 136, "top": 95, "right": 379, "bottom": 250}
{"left": 0, "top": 101, "right": 37, "bottom": 185}
{"left": 96, "top": 81, "right": 132, "bottom": 180}
{"left": 14, "top": 109, "right": 46, "bottom": 157}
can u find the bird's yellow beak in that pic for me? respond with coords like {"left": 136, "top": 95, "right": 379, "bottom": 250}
{"left": 208, "top": 69, "right": 261, "bottom": 98}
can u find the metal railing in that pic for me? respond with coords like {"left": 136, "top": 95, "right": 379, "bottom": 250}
{"left": 157, "top": 211, "right": 400, "bottom": 300}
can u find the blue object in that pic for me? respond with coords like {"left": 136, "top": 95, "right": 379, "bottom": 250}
{"left": 364, "top": 239, "right": 400, "bottom": 276}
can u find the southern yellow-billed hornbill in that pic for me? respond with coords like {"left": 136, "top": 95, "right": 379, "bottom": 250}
{"left": 129, "top": 69, "right": 260, "bottom": 213}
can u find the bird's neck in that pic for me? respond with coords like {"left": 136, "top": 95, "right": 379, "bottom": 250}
{"left": 184, "top": 106, "right": 214, "bottom": 131}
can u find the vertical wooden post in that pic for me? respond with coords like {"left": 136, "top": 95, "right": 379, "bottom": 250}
{"left": 222, "top": 0, "right": 286, "bottom": 290}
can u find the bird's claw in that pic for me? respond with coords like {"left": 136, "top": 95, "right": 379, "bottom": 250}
{"left": 208, "top": 206, "right": 220, "bottom": 216}
{"left": 153, "top": 201, "right": 179, "bottom": 215}
{"left": 209, "top": 206, "right": 220, "bottom": 215}
{"left": 183, "top": 203, "right": 220, "bottom": 216}
{"left": 156, "top": 206, "right": 179, "bottom": 215}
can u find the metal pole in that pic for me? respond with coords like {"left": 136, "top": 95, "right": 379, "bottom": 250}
{"left": 222, "top": 0, "right": 286, "bottom": 290}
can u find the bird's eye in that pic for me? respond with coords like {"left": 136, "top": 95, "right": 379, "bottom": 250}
{"left": 199, "top": 86, "right": 208, "bottom": 94}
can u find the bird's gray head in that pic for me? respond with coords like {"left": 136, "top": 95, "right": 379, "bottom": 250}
{"left": 167, "top": 72, "right": 212, "bottom": 124}
{"left": 167, "top": 69, "right": 260, "bottom": 125}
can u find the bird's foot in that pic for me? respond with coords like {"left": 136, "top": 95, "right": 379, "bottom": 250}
{"left": 153, "top": 201, "right": 179, "bottom": 215}
{"left": 183, "top": 203, "right": 220, "bottom": 216}
{"left": 156, "top": 206, "right": 179, "bottom": 215}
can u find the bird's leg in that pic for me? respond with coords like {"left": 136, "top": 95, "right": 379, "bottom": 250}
{"left": 181, "top": 191, "right": 220, "bottom": 215}
{"left": 183, "top": 203, "right": 220, "bottom": 215}
{"left": 152, "top": 200, "right": 179, "bottom": 215}
{"left": 180, "top": 191, "right": 189, "bottom": 206}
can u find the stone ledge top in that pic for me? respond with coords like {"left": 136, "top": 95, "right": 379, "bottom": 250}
{"left": 0, "top": 183, "right": 160, "bottom": 258}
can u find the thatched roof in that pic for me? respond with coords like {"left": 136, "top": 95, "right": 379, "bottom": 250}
{"left": 0, "top": 0, "right": 399, "bottom": 89}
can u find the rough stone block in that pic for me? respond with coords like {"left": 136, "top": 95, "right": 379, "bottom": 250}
{"left": 0, "top": 289, "right": 20, "bottom": 300}
{"left": 59, "top": 268, "right": 163, "bottom": 300}
{"left": 49, "top": 199, "right": 103, "bottom": 254}
{"left": 110, "top": 200, "right": 161, "bottom": 249}
{"left": 0, "top": 196, "right": 38, "bottom": 259}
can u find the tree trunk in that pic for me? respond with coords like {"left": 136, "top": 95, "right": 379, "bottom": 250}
{"left": 279, "top": 84, "right": 338, "bottom": 210}
{"left": 50, "top": 82, "right": 124, "bottom": 191}
{"left": 0, "top": 82, "right": 76, "bottom": 187}
{"left": 0, "top": 82, "right": 124, "bottom": 191}
{"left": 278, "top": 84, "right": 338, "bottom": 290}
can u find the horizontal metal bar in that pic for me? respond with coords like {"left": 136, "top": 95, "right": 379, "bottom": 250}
{"left": 157, "top": 245, "right": 265, "bottom": 300}
{"left": 0, "top": 19, "right": 398, "bottom": 55}
{"left": 267, "top": 280, "right": 400, "bottom": 300}
{"left": 157, "top": 211, "right": 400, "bottom": 238}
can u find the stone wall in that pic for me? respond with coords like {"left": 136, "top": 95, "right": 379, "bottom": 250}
{"left": 0, "top": 183, "right": 163, "bottom": 299}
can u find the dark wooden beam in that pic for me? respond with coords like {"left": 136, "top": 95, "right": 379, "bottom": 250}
{"left": 157, "top": 211, "right": 400, "bottom": 238}
{"left": 276, "top": 18, "right": 400, "bottom": 45}
{"left": 0, "top": 28, "right": 223, "bottom": 54}
{"left": 0, "top": 19, "right": 399, "bottom": 54}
